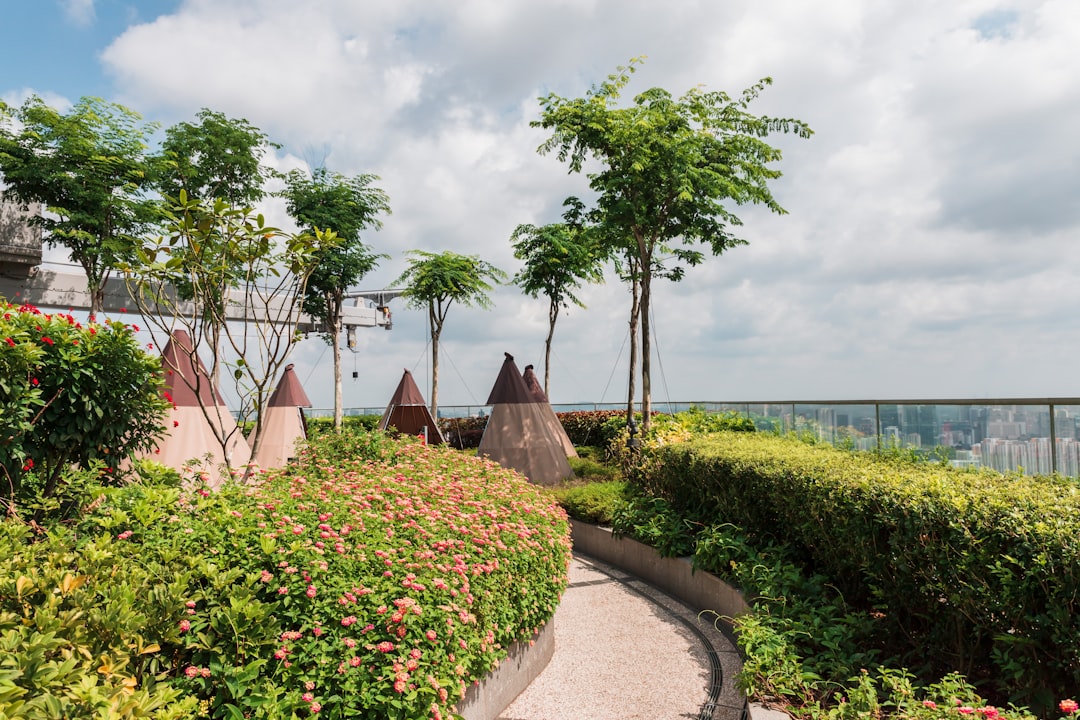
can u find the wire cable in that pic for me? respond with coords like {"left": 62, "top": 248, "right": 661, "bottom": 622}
{"left": 650, "top": 303, "right": 674, "bottom": 415}
{"left": 599, "top": 323, "right": 630, "bottom": 404}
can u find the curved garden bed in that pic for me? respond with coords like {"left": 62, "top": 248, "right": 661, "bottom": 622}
{"left": 0, "top": 432, "right": 571, "bottom": 719}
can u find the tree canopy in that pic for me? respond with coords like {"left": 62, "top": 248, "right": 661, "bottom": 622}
{"left": 395, "top": 250, "right": 506, "bottom": 416}
{"left": 511, "top": 197, "right": 605, "bottom": 395}
{"left": 281, "top": 167, "right": 391, "bottom": 429}
{"left": 156, "top": 108, "right": 278, "bottom": 207}
{"left": 534, "top": 58, "right": 812, "bottom": 429}
{"left": 0, "top": 96, "right": 159, "bottom": 312}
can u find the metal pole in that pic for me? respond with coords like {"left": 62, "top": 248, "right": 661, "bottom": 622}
{"left": 1050, "top": 402, "right": 1058, "bottom": 474}
{"left": 876, "top": 403, "right": 881, "bottom": 453}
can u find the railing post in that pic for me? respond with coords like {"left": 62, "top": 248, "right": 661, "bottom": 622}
{"left": 876, "top": 403, "right": 881, "bottom": 453}
{"left": 1050, "top": 402, "right": 1058, "bottom": 474}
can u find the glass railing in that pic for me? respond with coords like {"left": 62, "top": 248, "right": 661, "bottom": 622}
{"left": 317, "top": 398, "right": 1080, "bottom": 477}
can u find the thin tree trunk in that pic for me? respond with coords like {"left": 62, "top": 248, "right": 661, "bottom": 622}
{"left": 640, "top": 267, "right": 652, "bottom": 433}
{"left": 638, "top": 233, "right": 654, "bottom": 433}
{"left": 626, "top": 270, "right": 640, "bottom": 426}
{"left": 429, "top": 302, "right": 440, "bottom": 419}
{"left": 331, "top": 293, "right": 343, "bottom": 430}
{"left": 545, "top": 300, "right": 558, "bottom": 397}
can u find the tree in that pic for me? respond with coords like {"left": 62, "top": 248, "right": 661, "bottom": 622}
{"left": 0, "top": 96, "right": 159, "bottom": 313}
{"left": 394, "top": 251, "right": 506, "bottom": 418}
{"left": 281, "top": 167, "right": 391, "bottom": 430}
{"left": 510, "top": 197, "right": 605, "bottom": 396}
{"left": 155, "top": 108, "right": 278, "bottom": 206}
{"left": 125, "top": 193, "right": 338, "bottom": 478}
{"left": 534, "top": 58, "right": 811, "bottom": 431}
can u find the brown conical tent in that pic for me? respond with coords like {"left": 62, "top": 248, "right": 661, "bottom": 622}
{"left": 152, "top": 330, "right": 251, "bottom": 487}
{"left": 477, "top": 353, "right": 573, "bottom": 486}
{"left": 379, "top": 369, "right": 444, "bottom": 444}
{"left": 522, "top": 364, "right": 578, "bottom": 458}
{"left": 249, "top": 364, "right": 312, "bottom": 468}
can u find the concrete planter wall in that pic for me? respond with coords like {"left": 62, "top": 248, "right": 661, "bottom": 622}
{"left": 570, "top": 520, "right": 783, "bottom": 720}
{"left": 570, "top": 520, "right": 751, "bottom": 619}
{"left": 456, "top": 519, "right": 783, "bottom": 720}
{"left": 456, "top": 621, "right": 555, "bottom": 720}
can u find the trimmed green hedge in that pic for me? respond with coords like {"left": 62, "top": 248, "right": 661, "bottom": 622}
{"left": 645, "top": 432, "right": 1080, "bottom": 708}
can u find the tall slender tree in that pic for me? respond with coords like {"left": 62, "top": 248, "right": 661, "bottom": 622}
{"left": 281, "top": 167, "right": 390, "bottom": 429}
{"left": 534, "top": 58, "right": 811, "bottom": 430}
{"left": 126, "top": 193, "right": 337, "bottom": 477}
{"left": 510, "top": 197, "right": 605, "bottom": 396}
{"left": 0, "top": 96, "right": 158, "bottom": 313}
{"left": 394, "top": 251, "right": 506, "bottom": 418}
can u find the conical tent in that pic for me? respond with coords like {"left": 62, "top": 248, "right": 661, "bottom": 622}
{"left": 477, "top": 353, "right": 573, "bottom": 486}
{"left": 152, "top": 330, "right": 251, "bottom": 486}
{"left": 522, "top": 364, "right": 578, "bottom": 458}
{"left": 379, "top": 369, "right": 444, "bottom": 444}
{"left": 249, "top": 364, "right": 312, "bottom": 468}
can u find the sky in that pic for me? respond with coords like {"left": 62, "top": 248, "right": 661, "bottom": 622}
{"left": 2, "top": 0, "right": 1080, "bottom": 411}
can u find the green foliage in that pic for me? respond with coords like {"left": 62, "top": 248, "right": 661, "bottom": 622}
{"left": 0, "top": 96, "right": 159, "bottom": 311}
{"left": 126, "top": 193, "right": 338, "bottom": 473}
{"left": 0, "top": 471, "right": 195, "bottom": 719}
{"left": 280, "top": 167, "right": 390, "bottom": 333}
{"left": 511, "top": 197, "right": 606, "bottom": 394}
{"left": 0, "top": 430, "right": 570, "bottom": 719}
{"left": 548, "top": 480, "right": 630, "bottom": 525}
{"left": 566, "top": 449, "right": 621, "bottom": 483}
{"left": 0, "top": 302, "right": 170, "bottom": 515}
{"left": 511, "top": 198, "right": 605, "bottom": 312}
{"left": 533, "top": 58, "right": 812, "bottom": 426}
{"left": 156, "top": 108, "right": 278, "bottom": 207}
{"left": 394, "top": 250, "right": 506, "bottom": 416}
{"left": 556, "top": 410, "right": 627, "bottom": 447}
{"left": 640, "top": 431, "right": 1080, "bottom": 711}
{"left": 437, "top": 416, "right": 487, "bottom": 450}
{"left": 395, "top": 250, "right": 506, "bottom": 317}
{"left": 306, "top": 415, "right": 382, "bottom": 436}
{"left": 609, "top": 492, "right": 699, "bottom": 558}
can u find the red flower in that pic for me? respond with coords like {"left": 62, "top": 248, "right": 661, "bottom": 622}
{"left": 173, "top": 420, "right": 180, "bottom": 427}
{"left": 31, "top": 378, "right": 39, "bottom": 387}
{"left": 41, "top": 336, "right": 53, "bottom": 346}
{"left": 3, "top": 337, "right": 13, "bottom": 347}
{"left": 1061, "top": 700, "right": 1079, "bottom": 714}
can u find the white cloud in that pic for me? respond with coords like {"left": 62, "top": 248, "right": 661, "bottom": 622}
{"left": 62, "top": 0, "right": 96, "bottom": 27}
{"left": 19, "top": 0, "right": 1080, "bottom": 407}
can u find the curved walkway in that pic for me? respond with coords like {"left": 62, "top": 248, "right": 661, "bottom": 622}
{"left": 499, "top": 553, "right": 747, "bottom": 720}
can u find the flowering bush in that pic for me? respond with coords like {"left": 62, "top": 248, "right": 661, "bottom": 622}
{"left": 69, "top": 430, "right": 571, "bottom": 719}
{"left": 0, "top": 301, "right": 170, "bottom": 514}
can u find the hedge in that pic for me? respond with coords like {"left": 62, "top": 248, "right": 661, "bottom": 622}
{"left": 644, "top": 432, "right": 1080, "bottom": 709}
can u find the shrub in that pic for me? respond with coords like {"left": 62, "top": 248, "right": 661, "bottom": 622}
{"left": 556, "top": 410, "right": 627, "bottom": 447}
{"left": 642, "top": 431, "right": 1080, "bottom": 711}
{"left": 0, "top": 302, "right": 170, "bottom": 514}
{"left": 36, "top": 430, "right": 571, "bottom": 719}
{"left": 307, "top": 415, "right": 382, "bottom": 436}
{"left": 548, "top": 480, "right": 630, "bottom": 525}
{"left": 437, "top": 416, "right": 487, "bottom": 450}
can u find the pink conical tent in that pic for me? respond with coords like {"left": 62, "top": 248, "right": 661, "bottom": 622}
{"left": 477, "top": 353, "right": 573, "bottom": 486}
{"left": 380, "top": 369, "right": 445, "bottom": 444}
{"left": 522, "top": 364, "right": 578, "bottom": 458}
{"left": 249, "top": 364, "right": 312, "bottom": 468}
{"left": 151, "top": 330, "right": 251, "bottom": 486}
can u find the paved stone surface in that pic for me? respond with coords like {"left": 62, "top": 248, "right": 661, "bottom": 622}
{"left": 499, "top": 553, "right": 746, "bottom": 720}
